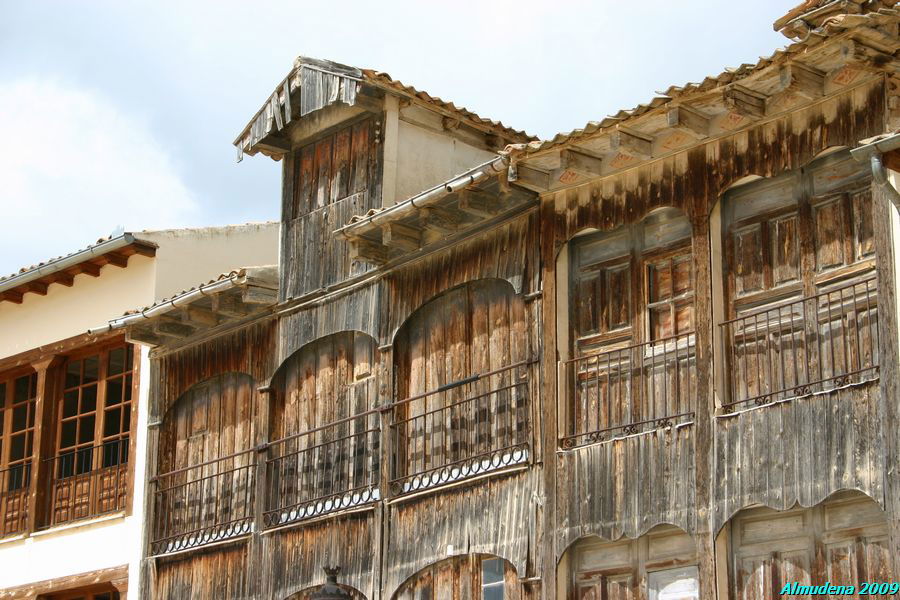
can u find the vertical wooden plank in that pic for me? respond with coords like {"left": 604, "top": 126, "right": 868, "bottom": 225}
{"left": 315, "top": 137, "right": 333, "bottom": 210}
{"left": 351, "top": 120, "right": 371, "bottom": 195}
{"left": 332, "top": 126, "right": 352, "bottom": 203}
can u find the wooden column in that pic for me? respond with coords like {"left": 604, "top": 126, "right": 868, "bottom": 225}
{"left": 872, "top": 182, "right": 900, "bottom": 578}
{"left": 26, "top": 355, "right": 63, "bottom": 533}
{"left": 140, "top": 355, "right": 162, "bottom": 600}
{"left": 539, "top": 199, "right": 557, "bottom": 600}
{"left": 691, "top": 217, "right": 716, "bottom": 600}
{"left": 253, "top": 383, "right": 274, "bottom": 600}
{"left": 376, "top": 343, "right": 393, "bottom": 600}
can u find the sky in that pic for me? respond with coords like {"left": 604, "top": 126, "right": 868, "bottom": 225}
{"left": 0, "top": 0, "right": 790, "bottom": 276}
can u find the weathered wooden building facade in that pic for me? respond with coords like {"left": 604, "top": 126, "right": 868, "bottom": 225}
{"left": 131, "top": 2, "right": 900, "bottom": 599}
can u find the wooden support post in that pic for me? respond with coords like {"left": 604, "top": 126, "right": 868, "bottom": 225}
{"left": 26, "top": 355, "right": 64, "bottom": 532}
{"left": 539, "top": 200, "right": 558, "bottom": 600}
{"left": 872, "top": 182, "right": 900, "bottom": 579}
{"left": 253, "top": 383, "right": 274, "bottom": 600}
{"left": 376, "top": 344, "right": 394, "bottom": 600}
{"left": 691, "top": 217, "right": 717, "bottom": 600}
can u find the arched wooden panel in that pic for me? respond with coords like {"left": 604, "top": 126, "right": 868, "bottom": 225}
{"left": 158, "top": 372, "right": 256, "bottom": 474}
{"left": 271, "top": 331, "right": 377, "bottom": 440}
{"left": 565, "top": 525, "right": 698, "bottom": 600}
{"left": 392, "top": 555, "right": 521, "bottom": 600}
{"left": 727, "top": 491, "right": 892, "bottom": 599}
{"left": 394, "top": 279, "right": 528, "bottom": 402}
{"left": 265, "top": 331, "right": 379, "bottom": 527}
{"left": 391, "top": 279, "right": 530, "bottom": 494}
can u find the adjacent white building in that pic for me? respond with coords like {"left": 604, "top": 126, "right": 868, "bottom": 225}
{"left": 0, "top": 223, "right": 278, "bottom": 600}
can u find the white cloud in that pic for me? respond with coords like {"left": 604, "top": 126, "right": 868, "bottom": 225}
{"left": 0, "top": 79, "right": 198, "bottom": 273}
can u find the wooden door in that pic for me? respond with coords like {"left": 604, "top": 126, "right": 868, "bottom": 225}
{"left": 729, "top": 491, "right": 891, "bottom": 599}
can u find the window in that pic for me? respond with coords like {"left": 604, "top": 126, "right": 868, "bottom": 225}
{"left": 50, "top": 343, "right": 133, "bottom": 526}
{"left": 569, "top": 209, "right": 693, "bottom": 356}
{"left": 0, "top": 372, "right": 37, "bottom": 491}
{"left": 481, "top": 558, "right": 505, "bottom": 600}
{"left": 58, "top": 345, "right": 132, "bottom": 478}
{"left": 0, "top": 371, "right": 36, "bottom": 537}
{"left": 648, "top": 566, "right": 699, "bottom": 600}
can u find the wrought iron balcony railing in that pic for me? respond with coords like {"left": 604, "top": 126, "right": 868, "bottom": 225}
{"left": 560, "top": 331, "right": 697, "bottom": 449}
{"left": 150, "top": 448, "right": 255, "bottom": 555}
{"left": 720, "top": 277, "right": 879, "bottom": 410}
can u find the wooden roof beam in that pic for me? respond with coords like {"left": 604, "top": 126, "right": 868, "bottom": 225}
{"left": 666, "top": 105, "right": 710, "bottom": 138}
{"left": 242, "top": 285, "right": 278, "bottom": 305}
{"left": 74, "top": 262, "right": 101, "bottom": 277}
{"left": 211, "top": 293, "right": 251, "bottom": 319}
{"left": 179, "top": 306, "right": 220, "bottom": 328}
{"left": 457, "top": 190, "right": 501, "bottom": 219}
{"left": 1, "top": 290, "right": 23, "bottom": 304}
{"left": 560, "top": 148, "right": 603, "bottom": 177}
{"left": 93, "top": 252, "right": 129, "bottom": 268}
{"left": 611, "top": 126, "right": 654, "bottom": 159}
{"left": 349, "top": 237, "right": 388, "bottom": 265}
{"left": 153, "top": 319, "right": 196, "bottom": 339}
{"left": 419, "top": 206, "right": 460, "bottom": 236}
{"left": 724, "top": 84, "right": 768, "bottom": 119}
{"left": 779, "top": 63, "right": 825, "bottom": 100}
{"left": 24, "top": 281, "right": 48, "bottom": 296}
{"left": 511, "top": 164, "right": 550, "bottom": 192}
{"left": 49, "top": 272, "right": 75, "bottom": 287}
{"left": 120, "top": 242, "right": 157, "bottom": 258}
{"left": 381, "top": 222, "right": 421, "bottom": 252}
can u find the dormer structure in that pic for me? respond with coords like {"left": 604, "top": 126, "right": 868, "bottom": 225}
{"left": 235, "top": 57, "right": 534, "bottom": 300}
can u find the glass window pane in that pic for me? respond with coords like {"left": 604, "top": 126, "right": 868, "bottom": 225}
{"left": 63, "top": 390, "right": 80, "bottom": 418}
{"left": 81, "top": 385, "right": 97, "bottom": 413}
{"left": 482, "top": 558, "right": 504, "bottom": 585}
{"left": 104, "top": 407, "right": 122, "bottom": 438}
{"left": 78, "top": 415, "right": 96, "bottom": 444}
{"left": 124, "top": 374, "right": 133, "bottom": 402}
{"left": 106, "top": 378, "right": 123, "bottom": 407}
{"left": 10, "top": 433, "right": 25, "bottom": 461}
{"left": 108, "top": 347, "right": 125, "bottom": 376}
{"left": 60, "top": 420, "right": 77, "bottom": 448}
{"left": 12, "top": 404, "right": 27, "bottom": 431}
{"left": 483, "top": 586, "right": 503, "bottom": 600}
{"left": 83, "top": 355, "right": 99, "bottom": 384}
{"left": 122, "top": 403, "right": 132, "bottom": 433}
{"left": 648, "top": 566, "right": 699, "bottom": 600}
{"left": 0, "top": 381, "right": 6, "bottom": 408}
{"left": 66, "top": 360, "right": 82, "bottom": 388}
{"left": 14, "top": 375, "right": 31, "bottom": 402}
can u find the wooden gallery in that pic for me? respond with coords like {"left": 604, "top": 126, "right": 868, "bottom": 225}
{"left": 4, "top": 2, "right": 900, "bottom": 599}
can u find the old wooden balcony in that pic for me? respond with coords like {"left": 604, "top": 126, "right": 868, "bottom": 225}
{"left": 150, "top": 448, "right": 256, "bottom": 555}
{"left": 44, "top": 438, "right": 129, "bottom": 527}
{"left": 388, "top": 361, "right": 531, "bottom": 496}
{"left": 720, "top": 276, "right": 879, "bottom": 410}
{"left": 0, "top": 461, "right": 30, "bottom": 537}
{"left": 559, "top": 331, "right": 698, "bottom": 449}
{"left": 263, "top": 410, "right": 380, "bottom": 528}
{"left": 149, "top": 360, "right": 533, "bottom": 555}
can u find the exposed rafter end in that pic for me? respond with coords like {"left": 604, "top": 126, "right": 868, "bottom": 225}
{"left": 611, "top": 126, "right": 654, "bottom": 159}
{"left": 458, "top": 190, "right": 501, "bottom": 219}
{"left": 511, "top": 164, "right": 551, "bottom": 192}
{"left": 724, "top": 84, "right": 768, "bottom": 119}
{"left": 349, "top": 237, "right": 388, "bottom": 266}
{"left": 779, "top": 63, "right": 826, "bottom": 99}
{"left": 560, "top": 148, "right": 603, "bottom": 177}
{"left": 666, "top": 105, "right": 711, "bottom": 138}
{"left": 381, "top": 222, "right": 421, "bottom": 252}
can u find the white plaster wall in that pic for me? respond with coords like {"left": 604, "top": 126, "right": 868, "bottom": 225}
{"left": 138, "top": 221, "right": 279, "bottom": 300}
{"left": 0, "top": 345, "right": 150, "bottom": 592}
{"left": 394, "top": 106, "right": 495, "bottom": 202}
{"left": 0, "top": 255, "right": 157, "bottom": 360}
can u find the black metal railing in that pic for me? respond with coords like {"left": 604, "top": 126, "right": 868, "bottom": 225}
{"left": 264, "top": 411, "right": 380, "bottom": 528}
{"left": 150, "top": 448, "right": 255, "bottom": 555}
{"left": 721, "top": 277, "right": 879, "bottom": 409}
{"left": 560, "top": 331, "right": 697, "bottom": 449}
{"left": 44, "top": 438, "right": 129, "bottom": 527}
{"left": 389, "top": 361, "right": 531, "bottom": 496}
{"left": 0, "top": 461, "right": 30, "bottom": 537}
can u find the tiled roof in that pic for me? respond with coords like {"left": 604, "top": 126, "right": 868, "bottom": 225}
{"left": 0, "top": 235, "right": 116, "bottom": 283}
{"left": 504, "top": 6, "right": 900, "bottom": 158}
